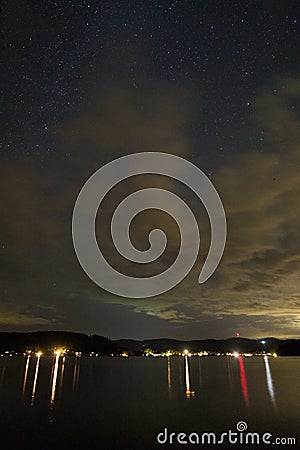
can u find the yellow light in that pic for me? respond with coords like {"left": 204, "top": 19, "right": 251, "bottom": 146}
{"left": 54, "top": 349, "right": 62, "bottom": 356}
{"left": 36, "top": 352, "right": 42, "bottom": 357}
{"left": 273, "top": 352, "right": 278, "bottom": 358}
{"left": 183, "top": 349, "right": 189, "bottom": 355}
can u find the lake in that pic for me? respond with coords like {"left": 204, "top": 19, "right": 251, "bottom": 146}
{"left": 0, "top": 355, "right": 299, "bottom": 449}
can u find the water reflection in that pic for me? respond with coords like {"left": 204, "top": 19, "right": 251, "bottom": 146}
{"left": 264, "top": 356, "right": 277, "bottom": 408}
{"left": 22, "top": 356, "right": 30, "bottom": 395}
{"left": 59, "top": 356, "right": 66, "bottom": 399}
{"left": 73, "top": 355, "right": 80, "bottom": 392}
{"left": 167, "top": 356, "right": 171, "bottom": 393}
{"left": 1, "top": 354, "right": 282, "bottom": 415}
{"left": 226, "top": 356, "right": 233, "bottom": 389}
{"left": 31, "top": 354, "right": 41, "bottom": 405}
{"left": 50, "top": 354, "right": 60, "bottom": 405}
{"left": 0, "top": 355, "right": 298, "bottom": 449}
{"left": 1, "top": 357, "right": 7, "bottom": 386}
{"left": 59, "top": 356, "right": 66, "bottom": 391}
{"left": 184, "top": 356, "right": 195, "bottom": 398}
{"left": 238, "top": 356, "right": 249, "bottom": 407}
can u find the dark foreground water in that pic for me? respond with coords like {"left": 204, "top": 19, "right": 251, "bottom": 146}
{"left": 0, "top": 355, "right": 299, "bottom": 449}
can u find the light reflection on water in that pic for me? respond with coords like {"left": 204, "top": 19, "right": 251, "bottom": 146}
{"left": 18, "top": 354, "right": 82, "bottom": 408}
{"left": 72, "top": 355, "right": 80, "bottom": 392}
{"left": 226, "top": 354, "right": 233, "bottom": 388}
{"left": 59, "top": 356, "right": 66, "bottom": 398}
{"left": 0, "top": 355, "right": 299, "bottom": 449}
{"left": 31, "top": 354, "right": 41, "bottom": 405}
{"left": 264, "top": 355, "right": 277, "bottom": 408}
{"left": 0, "top": 357, "right": 6, "bottom": 385}
{"left": 167, "top": 356, "right": 171, "bottom": 393}
{"left": 15, "top": 354, "right": 281, "bottom": 409}
{"left": 238, "top": 355, "right": 249, "bottom": 407}
{"left": 22, "top": 355, "right": 30, "bottom": 395}
{"left": 184, "top": 355, "right": 195, "bottom": 398}
{"left": 167, "top": 354, "right": 280, "bottom": 408}
{"left": 50, "top": 354, "right": 60, "bottom": 406}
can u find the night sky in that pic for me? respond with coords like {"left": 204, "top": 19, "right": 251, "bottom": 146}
{"left": 1, "top": 1, "right": 300, "bottom": 340}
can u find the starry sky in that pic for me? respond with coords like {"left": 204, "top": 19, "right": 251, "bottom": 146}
{"left": 1, "top": 1, "right": 300, "bottom": 340}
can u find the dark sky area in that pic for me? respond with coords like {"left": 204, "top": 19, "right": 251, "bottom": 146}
{"left": 1, "top": 1, "right": 300, "bottom": 339}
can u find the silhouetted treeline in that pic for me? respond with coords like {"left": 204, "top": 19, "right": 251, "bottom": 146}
{"left": 116, "top": 337, "right": 300, "bottom": 356}
{"left": 277, "top": 340, "right": 300, "bottom": 356}
{"left": 1, "top": 332, "right": 300, "bottom": 356}
{"left": 0, "top": 331, "right": 123, "bottom": 355}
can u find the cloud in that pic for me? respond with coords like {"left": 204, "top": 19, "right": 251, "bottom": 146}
{"left": 1, "top": 77, "right": 299, "bottom": 339}
{"left": 112, "top": 77, "right": 300, "bottom": 335}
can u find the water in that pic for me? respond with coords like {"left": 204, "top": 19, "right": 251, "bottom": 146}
{"left": 0, "top": 355, "right": 299, "bottom": 449}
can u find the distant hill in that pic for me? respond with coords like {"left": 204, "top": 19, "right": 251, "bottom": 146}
{"left": 116, "top": 337, "right": 300, "bottom": 356}
{"left": 0, "top": 331, "right": 122, "bottom": 355}
{"left": 0, "top": 331, "right": 299, "bottom": 356}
